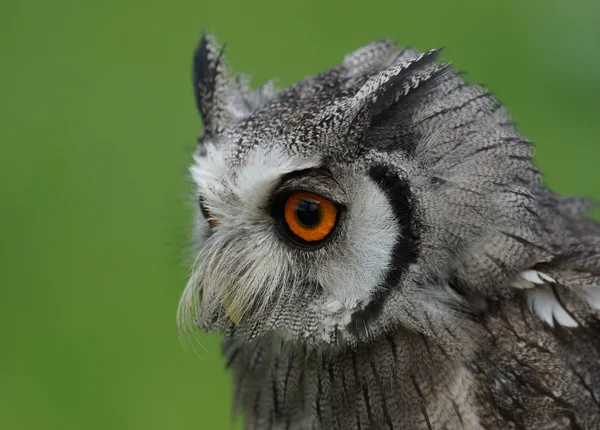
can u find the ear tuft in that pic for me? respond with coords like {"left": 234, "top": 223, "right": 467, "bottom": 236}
{"left": 353, "top": 48, "right": 444, "bottom": 118}
{"left": 193, "top": 32, "right": 231, "bottom": 136}
{"left": 192, "top": 33, "right": 278, "bottom": 138}
{"left": 341, "top": 48, "right": 447, "bottom": 145}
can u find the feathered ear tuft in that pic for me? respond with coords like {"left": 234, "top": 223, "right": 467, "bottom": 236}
{"left": 193, "top": 32, "right": 231, "bottom": 136}
{"left": 323, "top": 47, "right": 449, "bottom": 153}
{"left": 349, "top": 48, "right": 445, "bottom": 130}
{"left": 192, "top": 33, "right": 277, "bottom": 139}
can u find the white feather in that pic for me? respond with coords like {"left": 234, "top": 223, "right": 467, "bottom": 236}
{"left": 322, "top": 297, "right": 344, "bottom": 313}
{"left": 537, "top": 272, "right": 556, "bottom": 283}
{"left": 315, "top": 173, "right": 400, "bottom": 309}
{"left": 521, "top": 269, "right": 545, "bottom": 285}
{"left": 512, "top": 269, "right": 555, "bottom": 289}
{"left": 552, "top": 302, "right": 579, "bottom": 327}
{"left": 526, "top": 285, "right": 578, "bottom": 328}
{"left": 511, "top": 277, "right": 534, "bottom": 289}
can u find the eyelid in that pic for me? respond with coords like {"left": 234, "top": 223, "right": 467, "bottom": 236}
{"left": 271, "top": 186, "right": 343, "bottom": 208}
{"left": 271, "top": 173, "right": 345, "bottom": 208}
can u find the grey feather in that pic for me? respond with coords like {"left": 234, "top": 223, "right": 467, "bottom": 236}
{"left": 181, "top": 34, "right": 600, "bottom": 429}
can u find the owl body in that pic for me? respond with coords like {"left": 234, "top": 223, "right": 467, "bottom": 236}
{"left": 180, "top": 35, "right": 600, "bottom": 429}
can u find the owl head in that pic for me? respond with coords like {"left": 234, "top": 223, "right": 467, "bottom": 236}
{"left": 178, "top": 34, "right": 546, "bottom": 350}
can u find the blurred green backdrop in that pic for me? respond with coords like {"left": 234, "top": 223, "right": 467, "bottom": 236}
{"left": 1, "top": 0, "right": 599, "bottom": 429}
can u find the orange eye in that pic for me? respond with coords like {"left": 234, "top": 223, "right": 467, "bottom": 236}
{"left": 283, "top": 191, "right": 338, "bottom": 242}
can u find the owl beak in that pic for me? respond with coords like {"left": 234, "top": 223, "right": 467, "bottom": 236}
{"left": 222, "top": 297, "right": 243, "bottom": 325}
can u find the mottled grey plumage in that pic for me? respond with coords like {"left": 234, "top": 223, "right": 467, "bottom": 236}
{"left": 180, "top": 34, "right": 600, "bottom": 429}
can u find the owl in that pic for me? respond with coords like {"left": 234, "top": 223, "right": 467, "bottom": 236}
{"left": 178, "top": 33, "right": 600, "bottom": 429}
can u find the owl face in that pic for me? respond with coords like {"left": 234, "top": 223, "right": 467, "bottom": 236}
{"left": 179, "top": 34, "right": 542, "bottom": 348}
{"left": 185, "top": 139, "right": 409, "bottom": 342}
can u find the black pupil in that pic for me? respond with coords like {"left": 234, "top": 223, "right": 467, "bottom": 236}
{"left": 295, "top": 199, "right": 320, "bottom": 227}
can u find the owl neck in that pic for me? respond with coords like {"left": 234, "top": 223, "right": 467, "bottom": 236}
{"left": 224, "top": 328, "right": 481, "bottom": 429}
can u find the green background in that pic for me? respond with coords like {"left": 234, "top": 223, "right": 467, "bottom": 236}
{"left": 1, "top": 0, "right": 599, "bottom": 429}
